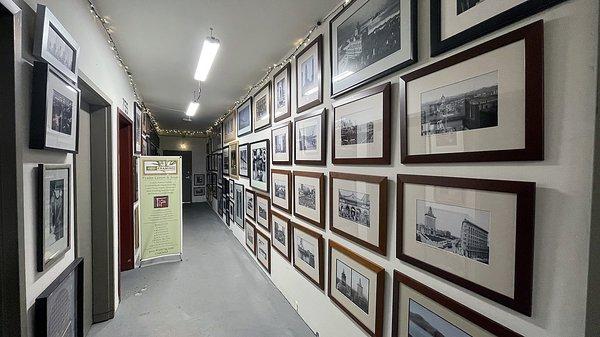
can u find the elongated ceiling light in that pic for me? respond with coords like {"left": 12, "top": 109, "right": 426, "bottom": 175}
{"left": 186, "top": 101, "right": 199, "bottom": 117}
{"left": 194, "top": 28, "right": 220, "bottom": 81}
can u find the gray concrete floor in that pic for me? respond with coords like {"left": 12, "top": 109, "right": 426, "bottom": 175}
{"left": 88, "top": 203, "right": 315, "bottom": 337}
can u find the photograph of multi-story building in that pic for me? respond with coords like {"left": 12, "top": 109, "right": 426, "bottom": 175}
{"left": 297, "top": 237, "right": 315, "bottom": 268}
{"left": 338, "top": 189, "right": 371, "bottom": 227}
{"left": 336, "top": 260, "right": 369, "bottom": 314}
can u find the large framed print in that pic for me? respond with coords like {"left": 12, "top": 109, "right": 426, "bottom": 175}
{"left": 431, "top": 0, "right": 568, "bottom": 56}
{"left": 400, "top": 22, "right": 544, "bottom": 164}
{"left": 31, "top": 62, "right": 80, "bottom": 153}
{"left": 330, "top": 172, "right": 388, "bottom": 255}
{"left": 292, "top": 222, "right": 325, "bottom": 290}
{"left": 134, "top": 102, "right": 143, "bottom": 154}
{"left": 230, "top": 141, "right": 239, "bottom": 179}
{"left": 271, "top": 169, "right": 292, "bottom": 214}
{"left": 245, "top": 220, "right": 257, "bottom": 254}
{"left": 392, "top": 271, "right": 523, "bottom": 337}
{"left": 294, "top": 108, "right": 327, "bottom": 165}
{"left": 35, "top": 258, "right": 83, "bottom": 337}
{"left": 293, "top": 171, "right": 325, "bottom": 229}
{"left": 256, "top": 230, "right": 272, "bottom": 274}
{"left": 271, "top": 122, "right": 292, "bottom": 165}
{"left": 237, "top": 97, "right": 253, "bottom": 137}
{"left": 234, "top": 183, "right": 245, "bottom": 229}
{"left": 253, "top": 81, "right": 272, "bottom": 132}
{"left": 330, "top": 0, "right": 417, "bottom": 98}
{"left": 223, "top": 111, "right": 237, "bottom": 144}
{"left": 296, "top": 35, "right": 323, "bottom": 113}
{"left": 238, "top": 143, "right": 250, "bottom": 178}
{"left": 250, "top": 139, "right": 270, "bottom": 193}
{"left": 273, "top": 63, "right": 292, "bottom": 122}
{"left": 33, "top": 5, "right": 80, "bottom": 84}
{"left": 397, "top": 174, "right": 536, "bottom": 316}
{"left": 255, "top": 193, "right": 271, "bottom": 231}
{"left": 271, "top": 210, "right": 292, "bottom": 261}
{"left": 245, "top": 189, "right": 256, "bottom": 220}
{"left": 332, "top": 83, "right": 391, "bottom": 164}
{"left": 329, "top": 240, "right": 385, "bottom": 337}
{"left": 223, "top": 146, "right": 230, "bottom": 176}
{"left": 37, "top": 164, "right": 71, "bottom": 272}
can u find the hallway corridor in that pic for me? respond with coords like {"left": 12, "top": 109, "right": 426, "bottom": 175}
{"left": 88, "top": 203, "right": 315, "bottom": 337}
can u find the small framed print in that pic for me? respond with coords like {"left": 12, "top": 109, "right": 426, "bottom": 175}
{"left": 31, "top": 62, "right": 80, "bottom": 153}
{"left": 230, "top": 141, "right": 239, "bottom": 179}
{"left": 228, "top": 200, "right": 235, "bottom": 227}
{"left": 229, "top": 179, "right": 234, "bottom": 200}
{"left": 250, "top": 139, "right": 270, "bottom": 193}
{"left": 392, "top": 271, "right": 523, "bottom": 337}
{"left": 217, "top": 186, "right": 223, "bottom": 216}
{"left": 213, "top": 126, "right": 223, "bottom": 150}
{"left": 256, "top": 230, "right": 271, "bottom": 274}
{"left": 294, "top": 108, "right": 327, "bottom": 165}
{"left": 134, "top": 102, "right": 143, "bottom": 154}
{"left": 255, "top": 193, "right": 271, "bottom": 231}
{"left": 271, "top": 169, "right": 292, "bottom": 214}
{"left": 271, "top": 210, "right": 292, "bottom": 261}
{"left": 329, "top": 240, "right": 385, "bottom": 337}
{"left": 234, "top": 183, "right": 245, "bottom": 229}
{"left": 292, "top": 222, "right": 325, "bottom": 290}
{"left": 293, "top": 171, "right": 325, "bottom": 229}
{"left": 330, "top": 172, "right": 388, "bottom": 255}
{"left": 217, "top": 154, "right": 224, "bottom": 182}
{"left": 193, "top": 187, "right": 205, "bottom": 197}
{"left": 223, "top": 111, "right": 237, "bottom": 144}
{"left": 245, "top": 220, "right": 257, "bottom": 254}
{"left": 296, "top": 34, "right": 323, "bottom": 113}
{"left": 431, "top": 0, "right": 568, "bottom": 56}
{"left": 271, "top": 122, "right": 292, "bottom": 165}
{"left": 245, "top": 189, "right": 256, "bottom": 220}
{"left": 237, "top": 97, "right": 253, "bottom": 137}
{"left": 329, "top": 0, "right": 417, "bottom": 98}
{"left": 273, "top": 63, "right": 292, "bottom": 122}
{"left": 223, "top": 146, "right": 230, "bottom": 176}
{"left": 194, "top": 174, "right": 205, "bottom": 186}
{"left": 397, "top": 174, "right": 536, "bottom": 316}
{"left": 238, "top": 143, "right": 250, "bottom": 178}
{"left": 401, "top": 22, "right": 544, "bottom": 164}
{"left": 254, "top": 81, "right": 272, "bottom": 132}
{"left": 332, "top": 83, "right": 391, "bottom": 165}
{"left": 37, "top": 164, "right": 71, "bottom": 272}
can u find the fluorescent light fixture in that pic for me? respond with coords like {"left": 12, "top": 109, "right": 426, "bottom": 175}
{"left": 194, "top": 36, "right": 220, "bottom": 81}
{"left": 186, "top": 102, "right": 199, "bottom": 117}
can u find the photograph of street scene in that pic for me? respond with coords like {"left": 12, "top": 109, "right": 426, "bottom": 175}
{"left": 296, "top": 236, "right": 316, "bottom": 268}
{"left": 338, "top": 189, "right": 371, "bottom": 228}
{"left": 336, "top": 259, "right": 369, "bottom": 314}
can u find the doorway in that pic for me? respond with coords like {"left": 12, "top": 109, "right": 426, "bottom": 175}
{"left": 163, "top": 150, "right": 192, "bottom": 203}
{"left": 118, "top": 111, "right": 134, "bottom": 271}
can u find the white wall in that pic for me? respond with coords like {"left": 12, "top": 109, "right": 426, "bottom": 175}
{"left": 207, "top": 1, "right": 599, "bottom": 337}
{"left": 159, "top": 136, "right": 208, "bottom": 203}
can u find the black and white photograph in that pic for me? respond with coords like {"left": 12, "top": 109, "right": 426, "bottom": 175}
{"left": 298, "top": 184, "right": 317, "bottom": 210}
{"left": 297, "top": 236, "right": 316, "bottom": 268}
{"left": 256, "top": 231, "right": 271, "bottom": 273}
{"left": 49, "top": 179, "right": 65, "bottom": 246}
{"left": 193, "top": 187, "right": 205, "bottom": 197}
{"left": 294, "top": 171, "right": 325, "bottom": 228}
{"left": 47, "top": 26, "right": 75, "bottom": 71}
{"left": 239, "top": 143, "right": 249, "bottom": 178}
{"left": 254, "top": 82, "right": 271, "bottom": 131}
{"left": 256, "top": 193, "right": 271, "bottom": 231}
{"left": 250, "top": 140, "right": 270, "bottom": 192}
{"left": 245, "top": 221, "right": 256, "bottom": 253}
{"left": 234, "top": 183, "right": 245, "bottom": 228}
{"left": 237, "top": 97, "right": 252, "bottom": 137}
{"left": 294, "top": 109, "right": 326, "bottom": 165}
{"left": 223, "top": 147, "right": 230, "bottom": 176}
{"left": 274, "top": 181, "right": 287, "bottom": 199}
{"left": 51, "top": 89, "right": 74, "bottom": 135}
{"left": 293, "top": 224, "right": 324, "bottom": 289}
{"left": 340, "top": 116, "right": 374, "bottom": 146}
{"left": 275, "top": 133, "right": 287, "bottom": 154}
{"left": 273, "top": 63, "right": 291, "bottom": 122}
{"left": 194, "top": 174, "right": 205, "bottom": 186}
{"left": 272, "top": 122, "right": 292, "bottom": 164}
{"left": 274, "top": 221, "right": 287, "bottom": 247}
{"left": 246, "top": 189, "right": 256, "bottom": 220}
{"left": 223, "top": 111, "right": 236, "bottom": 143}
{"left": 408, "top": 299, "right": 472, "bottom": 337}
{"left": 336, "top": 259, "right": 370, "bottom": 314}
{"left": 271, "top": 212, "right": 291, "bottom": 261}
{"left": 298, "top": 124, "right": 318, "bottom": 151}
{"left": 416, "top": 199, "right": 490, "bottom": 264}
{"left": 296, "top": 35, "right": 323, "bottom": 112}
{"left": 230, "top": 141, "right": 239, "bottom": 179}
{"left": 338, "top": 189, "right": 371, "bottom": 228}
{"left": 272, "top": 169, "right": 292, "bottom": 213}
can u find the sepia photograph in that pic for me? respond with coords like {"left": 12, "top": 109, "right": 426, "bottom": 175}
{"left": 51, "top": 90, "right": 74, "bottom": 135}
{"left": 336, "top": 259, "right": 370, "bottom": 314}
{"left": 298, "top": 183, "right": 316, "bottom": 210}
{"left": 47, "top": 26, "right": 75, "bottom": 71}
{"left": 457, "top": 0, "right": 487, "bottom": 15}
{"left": 296, "top": 236, "right": 316, "bottom": 268}
{"left": 416, "top": 199, "right": 490, "bottom": 264}
{"left": 338, "top": 189, "right": 371, "bottom": 228}
{"left": 340, "top": 116, "right": 374, "bottom": 145}
{"left": 49, "top": 179, "right": 65, "bottom": 245}
{"left": 408, "top": 299, "right": 472, "bottom": 337}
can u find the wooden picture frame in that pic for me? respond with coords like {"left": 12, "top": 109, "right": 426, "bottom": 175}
{"left": 245, "top": 219, "right": 257, "bottom": 254}
{"left": 222, "top": 146, "right": 230, "bottom": 176}
{"left": 296, "top": 34, "right": 323, "bottom": 113}
{"left": 271, "top": 210, "right": 292, "bottom": 261}
{"left": 255, "top": 192, "right": 271, "bottom": 232}
{"left": 253, "top": 81, "right": 272, "bottom": 132}
{"left": 293, "top": 171, "right": 326, "bottom": 229}
{"left": 292, "top": 222, "right": 325, "bottom": 290}
{"left": 230, "top": 141, "right": 239, "bottom": 179}
{"left": 238, "top": 143, "right": 250, "bottom": 178}
{"left": 271, "top": 121, "right": 292, "bottom": 165}
{"left": 273, "top": 62, "right": 292, "bottom": 122}
{"left": 237, "top": 97, "right": 253, "bottom": 137}
{"left": 223, "top": 110, "right": 237, "bottom": 144}
{"left": 256, "top": 230, "right": 272, "bottom": 274}
{"left": 234, "top": 183, "right": 245, "bottom": 229}
{"left": 271, "top": 169, "right": 292, "bottom": 214}
{"left": 245, "top": 188, "right": 256, "bottom": 221}
{"left": 249, "top": 139, "right": 270, "bottom": 193}
{"left": 294, "top": 108, "right": 327, "bottom": 166}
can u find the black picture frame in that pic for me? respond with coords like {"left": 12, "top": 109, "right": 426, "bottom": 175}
{"left": 253, "top": 81, "right": 272, "bottom": 132}
{"left": 194, "top": 174, "right": 205, "bottom": 186}
{"left": 237, "top": 96, "right": 253, "bottom": 137}
{"left": 238, "top": 143, "right": 250, "bottom": 178}
{"left": 250, "top": 139, "right": 270, "bottom": 193}
{"left": 134, "top": 102, "right": 142, "bottom": 154}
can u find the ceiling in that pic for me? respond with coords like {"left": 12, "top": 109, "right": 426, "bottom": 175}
{"left": 94, "top": 0, "right": 340, "bottom": 132}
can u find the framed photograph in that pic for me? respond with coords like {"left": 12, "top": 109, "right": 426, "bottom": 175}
{"left": 237, "top": 97, "right": 253, "bottom": 137}
{"left": 392, "top": 271, "right": 523, "bottom": 337}
{"left": 217, "top": 186, "right": 223, "bottom": 216}
{"left": 223, "top": 111, "right": 237, "bottom": 144}
{"left": 223, "top": 146, "right": 230, "bottom": 176}
{"left": 217, "top": 153, "right": 224, "bottom": 181}
{"left": 230, "top": 141, "right": 239, "bottom": 179}
{"left": 212, "top": 125, "right": 223, "bottom": 150}
{"left": 294, "top": 108, "right": 327, "bottom": 165}
{"left": 255, "top": 193, "right": 271, "bottom": 231}
{"left": 245, "top": 220, "right": 257, "bottom": 254}
{"left": 296, "top": 34, "right": 323, "bottom": 113}
{"left": 35, "top": 257, "right": 83, "bottom": 337}
{"left": 397, "top": 174, "right": 536, "bottom": 316}
{"left": 271, "top": 169, "right": 292, "bottom": 214}
{"left": 329, "top": 240, "right": 385, "bottom": 337}
{"left": 332, "top": 83, "right": 391, "bottom": 164}
{"left": 271, "top": 122, "right": 292, "bottom": 165}
{"left": 238, "top": 143, "right": 250, "bottom": 178}
{"left": 31, "top": 62, "right": 80, "bottom": 153}
{"left": 234, "top": 183, "right": 245, "bottom": 228}
{"left": 293, "top": 171, "right": 325, "bottom": 229}
{"left": 273, "top": 63, "right": 292, "bottom": 122}
{"left": 37, "top": 163, "right": 71, "bottom": 272}
{"left": 400, "top": 22, "right": 544, "bottom": 164}
{"left": 330, "top": 0, "right": 417, "bottom": 98}
{"left": 134, "top": 102, "right": 143, "bottom": 154}
{"left": 256, "top": 230, "right": 272, "bottom": 273}
{"left": 330, "top": 172, "right": 388, "bottom": 255}
{"left": 193, "top": 187, "right": 205, "bottom": 197}
{"left": 229, "top": 200, "right": 235, "bottom": 227}
{"left": 271, "top": 210, "right": 292, "bottom": 261}
{"left": 229, "top": 179, "right": 234, "bottom": 200}
{"left": 292, "top": 222, "right": 325, "bottom": 290}
{"left": 33, "top": 5, "right": 80, "bottom": 84}
{"left": 254, "top": 81, "right": 272, "bottom": 132}
{"left": 250, "top": 139, "right": 270, "bottom": 193}
{"left": 194, "top": 174, "right": 205, "bottom": 186}
{"left": 245, "top": 189, "right": 256, "bottom": 220}
{"left": 431, "top": 0, "right": 568, "bottom": 56}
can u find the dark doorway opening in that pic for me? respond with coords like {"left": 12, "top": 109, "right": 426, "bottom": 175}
{"left": 163, "top": 150, "right": 192, "bottom": 203}
{"left": 118, "top": 110, "right": 134, "bottom": 272}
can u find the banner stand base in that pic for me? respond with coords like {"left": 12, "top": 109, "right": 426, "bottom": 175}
{"left": 139, "top": 253, "right": 183, "bottom": 268}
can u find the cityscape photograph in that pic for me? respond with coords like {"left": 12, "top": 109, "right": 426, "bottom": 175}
{"left": 338, "top": 189, "right": 371, "bottom": 227}
{"left": 336, "top": 259, "right": 369, "bottom": 314}
{"left": 297, "top": 237, "right": 316, "bottom": 268}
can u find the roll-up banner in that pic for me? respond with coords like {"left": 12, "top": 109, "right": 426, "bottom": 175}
{"left": 139, "top": 156, "right": 183, "bottom": 266}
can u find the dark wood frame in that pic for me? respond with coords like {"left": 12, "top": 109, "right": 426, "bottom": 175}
{"left": 249, "top": 139, "right": 270, "bottom": 193}
{"left": 271, "top": 121, "right": 292, "bottom": 165}
{"left": 271, "top": 169, "right": 292, "bottom": 214}
{"left": 294, "top": 108, "right": 327, "bottom": 165}
{"left": 329, "top": 172, "right": 388, "bottom": 255}
{"left": 134, "top": 102, "right": 143, "bottom": 154}
{"left": 217, "top": 186, "right": 223, "bottom": 216}
{"left": 193, "top": 173, "right": 205, "bottom": 186}
{"left": 230, "top": 141, "right": 239, "bottom": 179}
{"left": 255, "top": 229, "right": 272, "bottom": 274}
{"left": 222, "top": 145, "right": 230, "bottom": 176}
{"left": 30, "top": 61, "right": 80, "bottom": 153}
{"left": 332, "top": 82, "right": 391, "bottom": 164}
{"left": 228, "top": 179, "right": 234, "bottom": 200}
{"left": 193, "top": 186, "right": 205, "bottom": 197}
{"left": 431, "top": 0, "right": 568, "bottom": 56}
{"left": 245, "top": 219, "right": 257, "bottom": 254}
{"left": 392, "top": 271, "right": 523, "bottom": 337}
{"left": 273, "top": 62, "right": 292, "bottom": 122}
{"left": 271, "top": 210, "right": 292, "bottom": 261}
{"left": 234, "top": 183, "right": 245, "bottom": 229}
{"left": 229, "top": 200, "right": 235, "bottom": 227}
{"left": 329, "top": 0, "right": 418, "bottom": 98}
{"left": 245, "top": 188, "right": 256, "bottom": 220}
{"left": 255, "top": 192, "right": 272, "bottom": 232}
{"left": 293, "top": 171, "right": 326, "bottom": 229}
{"left": 213, "top": 124, "right": 223, "bottom": 150}
{"left": 328, "top": 240, "right": 385, "bottom": 337}
{"left": 223, "top": 110, "right": 237, "bottom": 144}
{"left": 238, "top": 143, "right": 250, "bottom": 178}
{"left": 253, "top": 81, "right": 272, "bottom": 132}
{"left": 401, "top": 21, "right": 544, "bottom": 164}
{"left": 37, "top": 163, "right": 72, "bottom": 272}
{"left": 295, "top": 34, "right": 323, "bottom": 113}
{"left": 292, "top": 222, "right": 325, "bottom": 290}
{"left": 396, "top": 174, "right": 536, "bottom": 316}
{"left": 237, "top": 96, "right": 253, "bottom": 137}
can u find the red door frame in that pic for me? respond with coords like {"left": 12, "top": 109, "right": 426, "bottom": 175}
{"left": 118, "top": 109, "right": 134, "bottom": 272}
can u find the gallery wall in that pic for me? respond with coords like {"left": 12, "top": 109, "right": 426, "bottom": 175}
{"left": 207, "top": 1, "right": 598, "bottom": 337}
{"left": 159, "top": 136, "right": 208, "bottom": 203}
